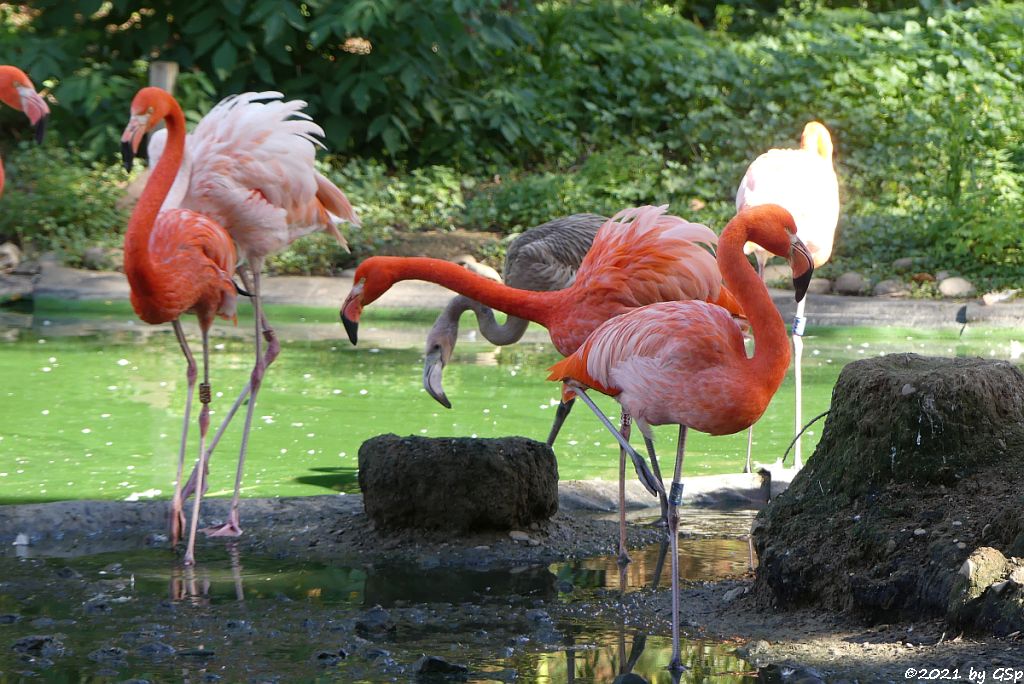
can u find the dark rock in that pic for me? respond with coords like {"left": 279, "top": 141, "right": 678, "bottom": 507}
{"left": 754, "top": 354, "right": 1024, "bottom": 628}
{"left": 355, "top": 606, "right": 396, "bottom": 638}
{"left": 29, "top": 618, "right": 54, "bottom": 630}
{"left": 314, "top": 648, "right": 348, "bottom": 666}
{"left": 136, "top": 640, "right": 176, "bottom": 658}
{"left": 412, "top": 654, "right": 469, "bottom": 677}
{"left": 55, "top": 567, "right": 81, "bottom": 580}
{"left": 11, "top": 634, "right": 66, "bottom": 659}
{"left": 176, "top": 648, "right": 215, "bottom": 658}
{"left": 0, "top": 614, "right": 22, "bottom": 624}
{"left": 358, "top": 435, "right": 558, "bottom": 532}
{"left": 88, "top": 646, "right": 127, "bottom": 663}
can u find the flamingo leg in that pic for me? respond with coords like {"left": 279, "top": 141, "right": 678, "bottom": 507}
{"left": 792, "top": 296, "right": 807, "bottom": 469}
{"left": 567, "top": 385, "right": 662, "bottom": 497}
{"left": 617, "top": 411, "right": 632, "bottom": 568}
{"left": 545, "top": 396, "right": 575, "bottom": 447}
{"left": 205, "top": 264, "right": 279, "bottom": 537}
{"left": 184, "top": 327, "right": 212, "bottom": 566}
{"left": 170, "top": 320, "right": 197, "bottom": 548}
{"left": 642, "top": 434, "right": 669, "bottom": 527}
{"left": 667, "top": 425, "right": 688, "bottom": 673}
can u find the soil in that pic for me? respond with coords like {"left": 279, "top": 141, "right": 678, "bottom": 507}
{"left": 2, "top": 486, "right": 1022, "bottom": 682}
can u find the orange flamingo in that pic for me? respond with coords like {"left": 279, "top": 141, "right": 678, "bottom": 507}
{"left": 736, "top": 121, "right": 839, "bottom": 470}
{"left": 547, "top": 204, "right": 813, "bottom": 671}
{"left": 0, "top": 65, "right": 50, "bottom": 198}
{"left": 146, "top": 92, "right": 361, "bottom": 538}
{"left": 120, "top": 87, "right": 239, "bottom": 566}
{"left": 342, "top": 205, "right": 744, "bottom": 536}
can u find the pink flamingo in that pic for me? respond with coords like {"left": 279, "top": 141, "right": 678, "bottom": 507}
{"left": 548, "top": 204, "right": 813, "bottom": 670}
{"left": 0, "top": 65, "right": 50, "bottom": 198}
{"left": 147, "top": 92, "right": 360, "bottom": 538}
{"left": 342, "top": 205, "right": 744, "bottom": 552}
{"left": 120, "top": 87, "right": 239, "bottom": 565}
{"left": 736, "top": 121, "right": 839, "bottom": 470}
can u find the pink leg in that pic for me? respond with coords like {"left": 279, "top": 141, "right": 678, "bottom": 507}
{"left": 667, "top": 425, "right": 688, "bottom": 673}
{"left": 170, "top": 320, "right": 196, "bottom": 548}
{"left": 617, "top": 411, "right": 632, "bottom": 568}
{"left": 205, "top": 267, "right": 279, "bottom": 537}
{"left": 184, "top": 328, "right": 212, "bottom": 566}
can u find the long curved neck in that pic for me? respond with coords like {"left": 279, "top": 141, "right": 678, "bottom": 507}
{"left": 717, "top": 218, "right": 790, "bottom": 385}
{"left": 124, "top": 98, "right": 185, "bottom": 294}
{"left": 373, "top": 257, "right": 558, "bottom": 326}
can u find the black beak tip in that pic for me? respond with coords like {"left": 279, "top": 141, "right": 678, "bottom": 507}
{"left": 793, "top": 270, "right": 813, "bottom": 303}
{"left": 121, "top": 140, "right": 135, "bottom": 173}
{"left": 341, "top": 314, "right": 358, "bottom": 345}
{"left": 34, "top": 115, "right": 47, "bottom": 145}
{"left": 435, "top": 392, "right": 452, "bottom": 410}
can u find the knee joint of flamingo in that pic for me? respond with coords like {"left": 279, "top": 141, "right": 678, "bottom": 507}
{"left": 186, "top": 363, "right": 198, "bottom": 384}
{"left": 198, "top": 406, "right": 210, "bottom": 433}
{"left": 250, "top": 364, "right": 266, "bottom": 389}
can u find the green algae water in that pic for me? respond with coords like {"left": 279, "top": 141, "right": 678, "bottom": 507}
{"left": 0, "top": 299, "right": 1019, "bottom": 505}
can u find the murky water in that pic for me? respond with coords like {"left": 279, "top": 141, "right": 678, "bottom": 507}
{"left": 0, "top": 536, "right": 756, "bottom": 682}
{"left": 3, "top": 299, "right": 1019, "bottom": 506}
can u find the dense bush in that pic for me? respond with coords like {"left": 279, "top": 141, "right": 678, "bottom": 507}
{"left": 2, "top": 2, "right": 1021, "bottom": 290}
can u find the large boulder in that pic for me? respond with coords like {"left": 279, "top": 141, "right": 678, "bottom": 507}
{"left": 753, "top": 354, "right": 1024, "bottom": 633}
{"left": 358, "top": 434, "right": 558, "bottom": 532}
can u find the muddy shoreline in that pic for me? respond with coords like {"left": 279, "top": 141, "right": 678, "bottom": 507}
{"left": 2, "top": 491, "right": 1021, "bottom": 682}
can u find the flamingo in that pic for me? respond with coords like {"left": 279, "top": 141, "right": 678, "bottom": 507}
{"left": 120, "top": 87, "right": 239, "bottom": 566}
{"left": 547, "top": 204, "right": 813, "bottom": 671}
{"left": 0, "top": 66, "right": 50, "bottom": 198}
{"left": 736, "top": 121, "right": 839, "bottom": 471}
{"left": 146, "top": 91, "right": 361, "bottom": 538}
{"left": 422, "top": 213, "right": 604, "bottom": 446}
{"left": 342, "top": 205, "right": 745, "bottom": 555}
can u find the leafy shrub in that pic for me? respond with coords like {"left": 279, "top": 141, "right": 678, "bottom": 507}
{"left": 0, "top": 144, "right": 130, "bottom": 264}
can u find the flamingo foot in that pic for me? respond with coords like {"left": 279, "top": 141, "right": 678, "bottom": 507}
{"left": 203, "top": 510, "right": 243, "bottom": 538}
{"left": 668, "top": 658, "right": 687, "bottom": 673}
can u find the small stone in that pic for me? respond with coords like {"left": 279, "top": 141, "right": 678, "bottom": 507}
{"left": 901, "top": 383, "right": 916, "bottom": 396}
{"left": 914, "top": 528, "right": 927, "bottom": 536}
{"left": 885, "top": 539, "right": 898, "bottom": 555}
{"left": 722, "top": 586, "right": 746, "bottom": 603}
{"left": 1009, "top": 567, "right": 1024, "bottom": 585}
{"left": 136, "top": 641, "right": 176, "bottom": 658}
{"left": 873, "top": 278, "right": 911, "bottom": 297}
{"left": 834, "top": 272, "right": 868, "bottom": 295}
{"left": 952, "top": 520, "right": 963, "bottom": 527}
{"left": 892, "top": 257, "right": 918, "bottom": 272}
{"left": 355, "top": 606, "right": 395, "bottom": 638}
{"left": 982, "top": 289, "right": 1018, "bottom": 305}
{"left": 88, "top": 646, "right": 127, "bottom": 664}
{"left": 509, "top": 530, "right": 531, "bottom": 543}
{"left": 807, "top": 278, "right": 832, "bottom": 295}
{"left": 12, "top": 634, "right": 66, "bottom": 659}
{"left": 0, "top": 242, "right": 22, "bottom": 272}
{"left": 412, "top": 654, "right": 469, "bottom": 675}
{"left": 938, "top": 276, "right": 976, "bottom": 298}
{"left": 0, "top": 614, "right": 22, "bottom": 624}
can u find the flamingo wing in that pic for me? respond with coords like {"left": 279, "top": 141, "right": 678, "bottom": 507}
{"left": 573, "top": 205, "right": 723, "bottom": 308}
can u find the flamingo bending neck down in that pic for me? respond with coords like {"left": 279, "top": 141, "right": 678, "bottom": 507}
{"left": 121, "top": 87, "right": 239, "bottom": 566}
{"left": 737, "top": 120, "right": 839, "bottom": 471}
{"left": 0, "top": 65, "right": 50, "bottom": 198}
{"left": 341, "top": 206, "right": 746, "bottom": 552}
{"left": 146, "top": 92, "right": 361, "bottom": 539}
{"left": 547, "top": 203, "right": 813, "bottom": 671}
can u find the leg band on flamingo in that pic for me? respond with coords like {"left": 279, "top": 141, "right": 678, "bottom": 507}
{"left": 198, "top": 382, "right": 212, "bottom": 404}
{"left": 792, "top": 315, "right": 806, "bottom": 336}
{"left": 669, "top": 482, "right": 684, "bottom": 506}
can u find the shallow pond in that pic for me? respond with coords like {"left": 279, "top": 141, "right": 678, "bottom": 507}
{"left": 0, "top": 535, "right": 756, "bottom": 682}
{"left": 2, "top": 298, "right": 1021, "bottom": 504}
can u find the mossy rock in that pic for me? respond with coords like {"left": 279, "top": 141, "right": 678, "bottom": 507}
{"left": 754, "top": 354, "right": 1024, "bottom": 628}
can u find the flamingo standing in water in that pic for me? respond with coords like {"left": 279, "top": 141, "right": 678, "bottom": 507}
{"left": 120, "top": 87, "right": 239, "bottom": 566}
{"left": 547, "top": 204, "right": 813, "bottom": 671}
{"left": 146, "top": 91, "right": 360, "bottom": 538}
{"left": 422, "top": 213, "right": 604, "bottom": 445}
{"left": 736, "top": 121, "right": 839, "bottom": 470}
{"left": 0, "top": 66, "right": 50, "bottom": 198}
{"left": 342, "top": 205, "right": 744, "bottom": 557}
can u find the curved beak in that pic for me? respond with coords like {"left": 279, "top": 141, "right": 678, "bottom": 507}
{"left": 16, "top": 85, "right": 49, "bottom": 144}
{"left": 120, "top": 114, "right": 149, "bottom": 172}
{"left": 789, "top": 235, "right": 814, "bottom": 303}
{"left": 340, "top": 283, "right": 364, "bottom": 345}
{"left": 422, "top": 348, "right": 452, "bottom": 409}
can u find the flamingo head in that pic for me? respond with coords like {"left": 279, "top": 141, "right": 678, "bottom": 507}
{"left": 121, "top": 87, "right": 173, "bottom": 171}
{"left": 800, "top": 121, "right": 834, "bottom": 162}
{"left": 339, "top": 257, "right": 396, "bottom": 345}
{"left": 740, "top": 204, "right": 814, "bottom": 302}
{"left": 422, "top": 321, "right": 457, "bottom": 409}
{"left": 0, "top": 66, "right": 50, "bottom": 144}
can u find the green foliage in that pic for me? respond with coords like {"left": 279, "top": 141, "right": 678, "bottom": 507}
{"left": 0, "top": 144, "right": 130, "bottom": 264}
